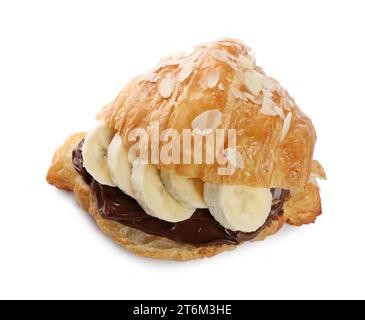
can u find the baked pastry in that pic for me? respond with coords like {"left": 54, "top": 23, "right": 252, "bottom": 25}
{"left": 47, "top": 38, "right": 326, "bottom": 261}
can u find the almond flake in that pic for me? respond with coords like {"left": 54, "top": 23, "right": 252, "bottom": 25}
{"left": 207, "top": 69, "right": 220, "bottom": 88}
{"left": 283, "top": 96, "right": 295, "bottom": 111}
{"left": 191, "top": 109, "right": 222, "bottom": 134}
{"left": 210, "top": 49, "right": 227, "bottom": 61}
{"left": 163, "top": 59, "right": 184, "bottom": 67}
{"left": 263, "top": 89, "right": 273, "bottom": 98}
{"left": 243, "top": 71, "right": 263, "bottom": 96}
{"left": 274, "top": 106, "right": 285, "bottom": 120}
{"left": 148, "top": 59, "right": 181, "bottom": 74}
{"left": 210, "top": 49, "right": 238, "bottom": 70}
{"left": 224, "top": 148, "right": 245, "bottom": 169}
{"left": 237, "top": 54, "right": 254, "bottom": 69}
{"left": 279, "top": 112, "right": 292, "bottom": 142}
{"left": 201, "top": 61, "right": 212, "bottom": 69}
{"left": 178, "top": 63, "right": 195, "bottom": 82}
{"left": 231, "top": 87, "right": 247, "bottom": 100}
{"left": 231, "top": 89, "right": 262, "bottom": 104}
{"left": 218, "top": 38, "right": 249, "bottom": 51}
{"left": 159, "top": 76, "right": 174, "bottom": 98}
{"left": 261, "top": 97, "right": 277, "bottom": 116}
{"left": 262, "top": 77, "right": 278, "bottom": 92}
{"left": 144, "top": 73, "right": 160, "bottom": 83}
{"left": 244, "top": 92, "right": 263, "bottom": 105}
{"left": 218, "top": 39, "right": 241, "bottom": 46}
{"left": 261, "top": 98, "right": 286, "bottom": 119}
{"left": 218, "top": 83, "right": 225, "bottom": 91}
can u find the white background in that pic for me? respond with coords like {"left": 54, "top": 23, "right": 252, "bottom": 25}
{"left": 0, "top": 0, "right": 364, "bottom": 300}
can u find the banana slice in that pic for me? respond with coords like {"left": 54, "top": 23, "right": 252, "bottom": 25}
{"left": 82, "top": 123, "right": 116, "bottom": 187}
{"left": 107, "top": 134, "right": 134, "bottom": 197}
{"left": 160, "top": 171, "right": 207, "bottom": 209}
{"left": 204, "top": 183, "right": 273, "bottom": 232}
{"left": 131, "top": 163, "right": 195, "bottom": 222}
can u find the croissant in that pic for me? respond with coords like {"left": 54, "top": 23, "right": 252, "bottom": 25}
{"left": 47, "top": 38, "right": 326, "bottom": 261}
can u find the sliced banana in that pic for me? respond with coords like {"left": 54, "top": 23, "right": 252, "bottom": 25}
{"left": 82, "top": 123, "right": 116, "bottom": 187}
{"left": 204, "top": 183, "right": 273, "bottom": 232}
{"left": 160, "top": 171, "right": 207, "bottom": 209}
{"left": 107, "top": 134, "right": 134, "bottom": 197}
{"left": 131, "top": 163, "right": 195, "bottom": 222}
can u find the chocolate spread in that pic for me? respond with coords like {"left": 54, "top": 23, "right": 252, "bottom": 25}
{"left": 73, "top": 140, "right": 288, "bottom": 246}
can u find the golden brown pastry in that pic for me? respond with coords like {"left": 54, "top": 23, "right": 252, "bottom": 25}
{"left": 47, "top": 38, "right": 326, "bottom": 261}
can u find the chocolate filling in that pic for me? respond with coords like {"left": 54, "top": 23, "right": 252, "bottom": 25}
{"left": 72, "top": 140, "right": 289, "bottom": 246}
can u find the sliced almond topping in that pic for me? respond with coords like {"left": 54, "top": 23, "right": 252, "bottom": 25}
{"left": 218, "top": 37, "right": 244, "bottom": 45}
{"left": 163, "top": 59, "right": 184, "bottom": 67}
{"left": 244, "top": 92, "right": 263, "bottom": 105}
{"left": 283, "top": 96, "right": 295, "bottom": 111}
{"left": 274, "top": 106, "right": 285, "bottom": 120}
{"left": 210, "top": 49, "right": 228, "bottom": 61}
{"left": 218, "top": 83, "right": 225, "bottom": 91}
{"left": 210, "top": 49, "right": 238, "bottom": 70}
{"left": 178, "top": 63, "right": 195, "bottom": 82}
{"left": 144, "top": 73, "right": 160, "bottom": 83}
{"left": 237, "top": 54, "right": 254, "bottom": 69}
{"left": 261, "top": 98, "right": 286, "bottom": 119}
{"left": 201, "top": 61, "right": 212, "bottom": 69}
{"left": 224, "top": 148, "right": 245, "bottom": 169}
{"left": 191, "top": 109, "right": 222, "bottom": 134}
{"left": 261, "top": 97, "right": 277, "bottom": 116}
{"left": 283, "top": 97, "right": 290, "bottom": 111}
{"left": 263, "top": 88, "right": 273, "bottom": 98}
{"left": 280, "top": 112, "right": 292, "bottom": 142}
{"left": 243, "top": 71, "right": 263, "bottom": 96}
{"left": 207, "top": 69, "right": 220, "bottom": 88}
{"left": 149, "top": 59, "right": 180, "bottom": 74}
{"left": 218, "top": 39, "right": 243, "bottom": 47}
{"left": 262, "top": 77, "right": 278, "bottom": 92}
{"left": 159, "top": 75, "right": 174, "bottom": 98}
{"left": 231, "top": 87, "right": 247, "bottom": 100}
{"left": 231, "top": 88, "right": 262, "bottom": 104}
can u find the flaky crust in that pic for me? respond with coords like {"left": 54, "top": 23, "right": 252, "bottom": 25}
{"left": 46, "top": 133, "right": 323, "bottom": 261}
{"left": 98, "top": 39, "right": 316, "bottom": 192}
